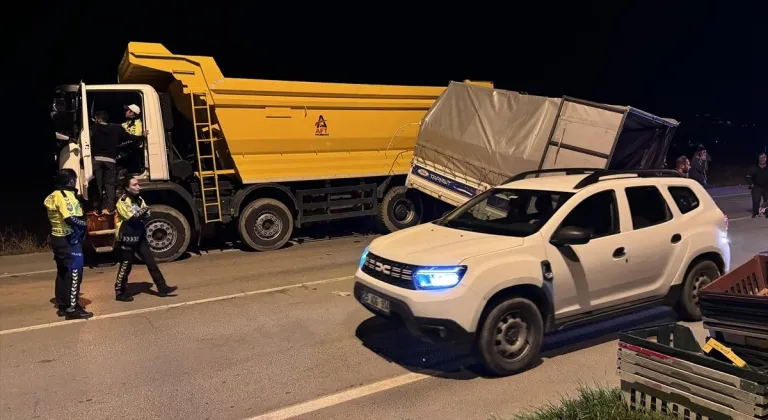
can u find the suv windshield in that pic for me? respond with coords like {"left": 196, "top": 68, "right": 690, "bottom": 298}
{"left": 435, "top": 188, "right": 574, "bottom": 237}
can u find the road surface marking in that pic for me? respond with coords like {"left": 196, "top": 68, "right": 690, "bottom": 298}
{"left": 245, "top": 373, "right": 429, "bottom": 420}
{"left": 0, "top": 275, "right": 355, "bottom": 336}
{"left": 729, "top": 215, "right": 755, "bottom": 222}
{"left": 0, "top": 248, "right": 246, "bottom": 279}
{"left": 0, "top": 268, "right": 57, "bottom": 279}
{"left": 711, "top": 192, "right": 750, "bottom": 198}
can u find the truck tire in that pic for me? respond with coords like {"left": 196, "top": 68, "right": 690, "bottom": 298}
{"left": 477, "top": 297, "right": 544, "bottom": 376}
{"left": 376, "top": 186, "right": 423, "bottom": 233}
{"left": 239, "top": 198, "right": 294, "bottom": 252}
{"left": 674, "top": 259, "right": 720, "bottom": 322}
{"left": 143, "top": 205, "right": 191, "bottom": 263}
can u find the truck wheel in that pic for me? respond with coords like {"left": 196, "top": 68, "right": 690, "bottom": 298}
{"left": 239, "top": 198, "right": 294, "bottom": 251}
{"left": 143, "top": 205, "right": 191, "bottom": 263}
{"left": 674, "top": 260, "right": 720, "bottom": 322}
{"left": 376, "top": 186, "right": 423, "bottom": 233}
{"left": 477, "top": 297, "right": 544, "bottom": 376}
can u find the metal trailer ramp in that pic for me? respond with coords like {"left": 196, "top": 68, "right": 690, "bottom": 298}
{"left": 619, "top": 370, "right": 766, "bottom": 420}
{"left": 618, "top": 323, "right": 768, "bottom": 419}
{"left": 700, "top": 255, "right": 768, "bottom": 351}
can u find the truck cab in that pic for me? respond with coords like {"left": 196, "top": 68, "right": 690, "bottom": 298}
{"left": 52, "top": 82, "right": 196, "bottom": 261}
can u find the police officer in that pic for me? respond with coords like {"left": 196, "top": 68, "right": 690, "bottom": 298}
{"left": 114, "top": 176, "right": 178, "bottom": 301}
{"left": 117, "top": 104, "right": 146, "bottom": 181}
{"left": 122, "top": 104, "right": 143, "bottom": 136}
{"left": 44, "top": 169, "right": 93, "bottom": 319}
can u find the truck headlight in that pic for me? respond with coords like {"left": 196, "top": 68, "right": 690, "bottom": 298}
{"left": 414, "top": 266, "right": 467, "bottom": 290}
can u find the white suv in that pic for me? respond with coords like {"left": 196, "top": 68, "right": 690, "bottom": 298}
{"left": 354, "top": 169, "right": 731, "bottom": 376}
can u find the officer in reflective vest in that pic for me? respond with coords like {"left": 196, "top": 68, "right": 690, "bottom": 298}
{"left": 122, "top": 104, "right": 143, "bottom": 136}
{"left": 114, "top": 176, "right": 178, "bottom": 301}
{"left": 43, "top": 169, "right": 93, "bottom": 319}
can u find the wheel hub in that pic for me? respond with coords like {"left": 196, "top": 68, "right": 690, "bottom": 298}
{"left": 392, "top": 198, "right": 415, "bottom": 224}
{"left": 145, "top": 220, "right": 175, "bottom": 253}
{"left": 494, "top": 313, "right": 530, "bottom": 359}
{"left": 692, "top": 273, "right": 712, "bottom": 304}
{"left": 254, "top": 213, "right": 282, "bottom": 240}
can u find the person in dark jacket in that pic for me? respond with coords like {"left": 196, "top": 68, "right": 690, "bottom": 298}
{"left": 689, "top": 145, "right": 711, "bottom": 187}
{"left": 90, "top": 111, "right": 146, "bottom": 214}
{"left": 749, "top": 152, "right": 768, "bottom": 218}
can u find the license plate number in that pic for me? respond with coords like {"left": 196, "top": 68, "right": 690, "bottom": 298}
{"left": 361, "top": 291, "right": 390, "bottom": 315}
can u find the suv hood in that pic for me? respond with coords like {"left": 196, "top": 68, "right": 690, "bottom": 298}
{"left": 369, "top": 223, "right": 525, "bottom": 266}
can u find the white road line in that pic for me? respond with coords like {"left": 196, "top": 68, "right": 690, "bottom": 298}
{"left": 711, "top": 192, "right": 750, "bottom": 198}
{"left": 729, "top": 215, "right": 755, "bottom": 222}
{"left": 0, "top": 268, "right": 57, "bottom": 279}
{"left": 245, "top": 373, "right": 430, "bottom": 420}
{"left": 0, "top": 248, "right": 241, "bottom": 279}
{"left": 0, "top": 275, "right": 355, "bottom": 336}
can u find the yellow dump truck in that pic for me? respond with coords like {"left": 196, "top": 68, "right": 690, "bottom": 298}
{"left": 51, "top": 42, "right": 492, "bottom": 262}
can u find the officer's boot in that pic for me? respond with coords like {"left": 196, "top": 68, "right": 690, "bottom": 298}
{"left": 65, "top": 268, "right": 93, "bottom": 320}
{"left": 114, "top": 260, "right": 134, "bottom": 302}
{"left": 149, "top": 267, "right": 177, "bottom": 297}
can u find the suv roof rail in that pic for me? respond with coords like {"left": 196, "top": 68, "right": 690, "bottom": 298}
{"left": 505, "top": 168, "right": 602, "bottom": 184}
{"left": 573, "top": 169, "right": 683, "bottom": 189}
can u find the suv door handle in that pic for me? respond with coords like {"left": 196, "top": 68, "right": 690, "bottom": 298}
{"left": 671, "top": 233, "right": 682, "bottom": 244}
{"left": 613, "top": 247, "right": 626, "bottom": 258}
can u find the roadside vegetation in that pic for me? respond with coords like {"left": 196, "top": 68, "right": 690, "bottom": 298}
{"left": 496, "top": 386, "right": 675, "bottom": 420}
{"left": 0, "top": 228, "right": 49, "bottom": 256}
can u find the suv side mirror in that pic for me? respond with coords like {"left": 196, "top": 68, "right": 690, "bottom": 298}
{"left": 550, "top": 226, "right": 591, "bottom": 247}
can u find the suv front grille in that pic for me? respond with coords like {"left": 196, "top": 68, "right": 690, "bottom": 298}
{"left": 361, "top": 252, "right": 417, "bottom": 290}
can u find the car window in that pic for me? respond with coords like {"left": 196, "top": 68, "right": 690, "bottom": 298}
{"left": 667, "top": 186, "right": 700, "bottom": 214}
{"left": 625, "top": 186, "right": 673, "bottom": 229}
{"left": 558, "top": 190, "right": 619, "bottom": 238}
{"left": 437, "top": 188, "right": 574, "bottom": 237}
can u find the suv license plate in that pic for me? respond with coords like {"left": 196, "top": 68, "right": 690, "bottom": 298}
{"left": 362, "top": 291, "right": 390, "bottom": 315}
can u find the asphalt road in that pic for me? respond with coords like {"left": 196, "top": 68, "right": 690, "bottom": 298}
{"left": 0, "top": 187, "right": 766, "bottom": 420}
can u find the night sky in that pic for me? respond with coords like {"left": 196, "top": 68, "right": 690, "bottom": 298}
{"left": 5, "top": 1, "right": 764, "bottom": 232}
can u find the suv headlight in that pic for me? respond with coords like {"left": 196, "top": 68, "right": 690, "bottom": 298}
{"left": 359, "top": 247, "right": 370, "bottom": 269}
{"left": 414, "top": 266, "right": 467, "bottom": 290}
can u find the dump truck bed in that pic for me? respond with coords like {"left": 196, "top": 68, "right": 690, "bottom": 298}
{"left": 118, "top": 43, "right": 491, "bottom": 184}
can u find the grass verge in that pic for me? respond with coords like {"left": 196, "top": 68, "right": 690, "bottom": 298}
{"left": 0, "top": 228, "right": 49, "bottom": 256}
{"left": 495, "top": 386, "right": 675, "bottom": 420}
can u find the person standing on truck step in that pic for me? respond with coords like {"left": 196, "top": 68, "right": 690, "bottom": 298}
{"left": 90, "top": 111, "right": 147, "bottom": 215}
{"left": 749, "top": 152, "right": 768, "bottom": 218}
{"left": 122, "top": 104, "right": 143, "bottom": 136}
{"left": 44, "top": 169, "right": 93, "bottom": 320}
{"left": 117, "top": 104, "right": 144, "bottom": 179}
{"left": 114, "top": 176, "right": 178, "bottom": 301}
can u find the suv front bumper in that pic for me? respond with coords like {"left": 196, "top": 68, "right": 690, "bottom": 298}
{"left": 353, "top": 282, "right": 473, "bottom": 344}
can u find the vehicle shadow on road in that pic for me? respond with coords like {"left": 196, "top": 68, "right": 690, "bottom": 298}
{"left": 354, "top": 316, "right": 485, "bottom": 380}
{"left": 195, "top": 218, "right": 376, "bottom": 254}
{"left": 355, "top": 306, "right": 679, "bottom": 380}
{"left": 540, "top": 306, "right": 678, "bottom": 360}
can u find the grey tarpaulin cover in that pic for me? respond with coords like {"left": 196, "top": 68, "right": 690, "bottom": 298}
{"left": 415, "top": 82, "right": 561, "bottom": 186}
{"left": 415, "top": 82, "right": 643, "bottom": 187}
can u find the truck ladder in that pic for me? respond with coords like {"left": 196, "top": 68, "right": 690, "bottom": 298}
{"left": 190, "top": 92, "right": 223, "bottom": 223}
